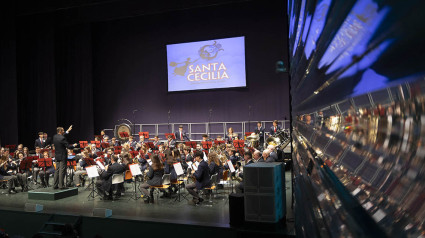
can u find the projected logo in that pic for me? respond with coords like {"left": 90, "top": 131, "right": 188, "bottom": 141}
{"left": 169, "top": 41, "right": 228, "bottom": 81}
{"left": 167, "top": 36, "right": 246, "bottom": 92}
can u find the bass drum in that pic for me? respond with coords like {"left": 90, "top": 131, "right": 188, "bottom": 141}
{"left": 115, "top": 123, "right": 131, "bottom": 142}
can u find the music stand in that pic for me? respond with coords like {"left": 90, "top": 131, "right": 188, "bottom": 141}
{"left": 185, "top": 141, "right": 196, "bottom": 149}
{"left": 85, "top": 165, "right": 100, "bottom": 200}
{"left": 146, "top": 142, "right": 155, "bottom": 150}
{"left": 128, "top": 164, "right": 142, "bottom": 200}
{"left": 20, "top": 156, "right": 34, "bottom": 190}
{"left": 201, "top": 141, "right": 212, "bottom": 150}
{"left": 79, "top": 141, "right": 88, "bottom": 148}
{"left": 38, "top": 158, "right": 53, "bottom": 188}
{"left": 214, "top": 140, "right": 225, "bottom": 146}
{"left": 101, "top": 143, "right": 110, "bottom": 149}
{"left": 138, "top": 132, "right": 149, "bottom": 139}
{"left": 165, "top": 133, "right": 175, "bottom": 140}
{"left": 233, "top": 140, "right": 245, "bottom": 149}
{"left": 130, "top": 150, "right": 139, "bottom": 158}
{"left": 91, "top": 141, "right": 101, "bottom": 148}
{"left": 96, "top": 151, "right": 104, "bottom": 157}
{"left": 84, "top": 157, "right": 97, "bottom": 192}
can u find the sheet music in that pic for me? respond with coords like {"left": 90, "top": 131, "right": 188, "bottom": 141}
{"left": 187, "top": 161, "right": 193, "bottom": 168}
{"left": 96, "top": 161, "right": 105, "bottom": 170}
{"left": 129, "top": 164, "right": 142, "bottom": 176}
{"left": 86, "top": 165, "right": 99, "bottom": 178}
{"left": 203, "top": 152, "right": 208, "bottom": 161}
{"left": 192, "top": 161, "right": 199, "bottom": 171}
{"left": 227, "top": 160, "right": 235, "bottom": 172}
{"left": 147, "top": 159, "right": 152, "bottom": 165}
{"left": 173, "top": 162, "right": 184, "bottom": 176}
{"left": 67, "top": 155, "right": 75, "bottom": 160}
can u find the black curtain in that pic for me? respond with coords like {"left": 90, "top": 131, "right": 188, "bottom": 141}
{"left": 0, "top": 2, "right": 18, "bottom": 146}
{"left": 16, "top": 14, "right": 57, "bottom": 149}
{"left": 55, "top": 24, "right": 94, "bottom": 143}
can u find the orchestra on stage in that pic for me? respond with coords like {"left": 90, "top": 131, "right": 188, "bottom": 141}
{"left": 0, "top": 121, "right": 289, "bottom": 205}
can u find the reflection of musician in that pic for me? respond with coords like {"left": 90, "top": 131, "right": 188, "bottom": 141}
{"left": 174, "top": 125, "right": 189, "bottom": 141}
{"left": 96, "top": 155, "right": 125, "bottom": 200}
{"left": 139, "top": 154, "right": 164, "bottom": 204}
{"left": 225, "top": 127, "right": 238, "bottom": 143}
{"left": 53, "top": 126, "right": 77, "bottom": 189}
{"left": 269, "top": 120, "right": 281, "bottom": 136}
{"left": 186, "top": 151, "right": 211, "bottom": 205}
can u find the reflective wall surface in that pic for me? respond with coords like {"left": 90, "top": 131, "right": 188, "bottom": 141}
{"left": 288, "top": 0, "right": 425, "bottom": 237}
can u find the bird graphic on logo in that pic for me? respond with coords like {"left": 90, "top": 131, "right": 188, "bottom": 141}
{"left": 169, "top": 41, "right": 224, "bottom": 76}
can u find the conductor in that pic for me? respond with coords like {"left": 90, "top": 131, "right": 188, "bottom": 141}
{"left": 53, "top": 125, "right": 77, "bottom": 189}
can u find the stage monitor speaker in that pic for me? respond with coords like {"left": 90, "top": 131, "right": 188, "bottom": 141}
{"left": 93, "top": 208, "right": 112, "bottom": 218}
{"left": 229, "top": 193, "right": 244, "bottom": 227}
{"left": 244, "top": 162, "right": 285, "bottom": 223}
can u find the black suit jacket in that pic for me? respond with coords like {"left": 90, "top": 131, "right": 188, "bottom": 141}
{"left": 174, "top": 131, "right": 189, "bottom": 141}
{"left": 269, "top": 126, "right": 282, "bottom": 136}
{"left": 194, "top": 160, "right": 211, "bottom": 190}
{"left": 168, "top": 139, "right": 176, "bottom": 149}
{"left": 100, "top": 162, "right": 125, "bottom": 191}
{"left": 53, "top": 133, "right": 74, "bottom": 162}
{"left": 34, "top": 138, "right": 45, "bottom": 149}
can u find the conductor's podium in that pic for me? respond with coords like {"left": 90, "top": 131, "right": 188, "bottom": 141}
{"left": 28, "top": 187, "right": 78, "bottom": 201}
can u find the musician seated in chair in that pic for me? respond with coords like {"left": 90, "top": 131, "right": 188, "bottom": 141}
{"left": 96, "top": 155, "right": 125, "bottom": 200}
{"left": 39, "top": 151, "right": 54, "bottom": 188}
{"left": 186, "top": 151, "right": 211, "bottom": 205}
{"left": 16, "top": 152, "right": 29, "bottom": 192}
{"left": 263, "top": 149, "right": 275, "bottom": 163}
{"left": 236, "top": 151, "right": 254, "bottom": 193}
{"left": 174, "top": 125, "right": 189, "bottom": 141}
{"left": 269, "top": 120, "right": 281, "bottom": 136}
{"left": 167, "top": 135, "right": 176, "bottom": 149}
{"left": 111, "top": 137, "right": 120, "bottom": 147}
{"left": 73, "top": 151, "right": 90, "bottom": 187}
{"left": 0, "top": 156, "right": 19, "bottom": 194}
{"left": 139, "top": 154, "right": 164, "bottom": 203}
{"left": 225, "top": 127, "right": 238, "bottom": 143}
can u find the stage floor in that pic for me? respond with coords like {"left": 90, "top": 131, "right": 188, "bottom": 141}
{"left": 0, "top": 172, "right": 295, "bottom": 237}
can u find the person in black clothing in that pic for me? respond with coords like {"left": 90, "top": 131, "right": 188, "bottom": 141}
{"left": 0, "top": 156, "right": 19, "bottom": 194}
{"left": 236, "top": 151, "right": 254, "bottom": 193}
{"left": 208, "top": 152, "right": 220, "bottom": 176}
{"left": 53, "top": 126, "right": 77, "bottom": 189}
{"left": 139, "top": 154, "right": 164, "bottom": 203}
{"left": 34, "top": 132, "right": 45, "bottom": 149}
{"left": 186, "top": 151, "right": 211, "bottom": 205}
{"left": 96, "top": 155, "right": 125, "bottom": 200}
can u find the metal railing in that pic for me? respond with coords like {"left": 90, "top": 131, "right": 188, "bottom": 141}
{"left": 105, "top": 120, "right": 290, "bottom": 141}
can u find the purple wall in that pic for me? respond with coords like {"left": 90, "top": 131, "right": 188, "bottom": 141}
{"left": 92, "top": 1, "right": 290, "bottom": 132}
